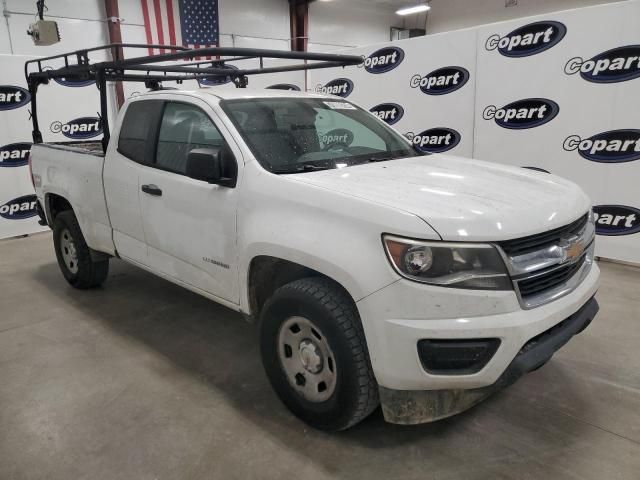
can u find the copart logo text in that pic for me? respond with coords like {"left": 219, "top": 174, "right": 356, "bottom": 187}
{"left": 0, "top": 142, "right": 31, "bottom": 168}
{"left": 410, "top": 67, "right": 470, "bottom": 95}
{"left": 483, "top": 98, "right": 559, "bottom": 129}
{"left": 315, "top": 78, "right": 354, "bottom": 98}
{"left": 593, "top": 205, "right": 640, "bottom": 236}
{"left": 565, "top": 45, "right": 640, "bottom": 83}
{"left": 51, "top": 117, "right": 102, "bottom": 139}
{"left": 406, "top": 128, "right": 461, "bottom": 154}
{"left": 485, "top": 21, "right": 566, "bottom": 57}
{"left": 0, "top": 195, "right": 38, "bottom": 220}
{"left": 320, "top": 128, "right": 354, "bottom": 147}
{"left": 369, "top": 103, "right": 404, "bottom": 125}
{"left": 362, "top": 47, "right": 404, "bottom": 74}
{"left": 564, "top": 129, "right": 640, "bottom": 163}
{"left": 0, "top": 85, "right": 30, "bottom": 110}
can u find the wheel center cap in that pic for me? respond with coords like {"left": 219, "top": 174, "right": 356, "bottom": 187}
{"left": 299, "top": 339, "right": 323, "bottom": 374}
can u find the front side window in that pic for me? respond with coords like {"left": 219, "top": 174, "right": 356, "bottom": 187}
{"left": 155, "top": 102, "right": 226, "bottom": 174}
{"left": 221, "top": 98, "right": 417, "bottom": 173}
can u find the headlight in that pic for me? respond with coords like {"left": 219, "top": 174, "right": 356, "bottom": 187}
{"left": 383, "top": 235, "right": 512, "bottom": 290}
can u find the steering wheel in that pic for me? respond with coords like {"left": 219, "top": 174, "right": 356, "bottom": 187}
{"left": 322, "top": 141, "right": 353, "bottom": 152}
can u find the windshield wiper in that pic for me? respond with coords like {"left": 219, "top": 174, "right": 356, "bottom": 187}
{"left": 347, "top": 154, "right": 396, "bottom": 166}
{"left": 367, "top": 155, "right": 395, "bottom": 162}
{"left": 270, "top": 153, "right": 409, "bottom": 174}
{"left": 270, "top": 163, "right": 334, "bottom": 174}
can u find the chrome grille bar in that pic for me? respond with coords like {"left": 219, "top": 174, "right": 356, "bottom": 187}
{"left": 496, "top": 211, "right": 595, "bottom": 309}
{"left": 506, "top": 217, "right": 595, "bottom": 276}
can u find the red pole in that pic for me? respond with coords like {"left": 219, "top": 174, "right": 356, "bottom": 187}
{"left": 289, "top": 0, "right": 310, "bottom": 52}
{"left": 104, "top": 0, "right": 125, "bottom": 108}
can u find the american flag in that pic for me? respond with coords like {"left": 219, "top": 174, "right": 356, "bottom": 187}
{"left": 140, "top": 0, "right": 219, "bottom": 59}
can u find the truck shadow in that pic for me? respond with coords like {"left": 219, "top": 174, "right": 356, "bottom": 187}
{"left": 32, "top": 257, "right": 591, "bottom": 474}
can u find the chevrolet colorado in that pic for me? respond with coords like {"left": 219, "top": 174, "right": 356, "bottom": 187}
{"left": 30, "top": 87, "right": 599, "bottom": 431}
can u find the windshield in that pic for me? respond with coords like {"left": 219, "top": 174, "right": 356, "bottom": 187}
{"left": 220, "top": 97, "right": 418, "bottom": 173}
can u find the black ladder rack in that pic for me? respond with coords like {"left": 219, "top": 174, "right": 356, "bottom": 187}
{"left": 25, "top": 43, "right": 363, "bottom": 153}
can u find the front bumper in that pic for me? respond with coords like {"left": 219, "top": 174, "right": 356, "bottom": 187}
{"left": 358, "top": 211, "right": 598, "bottom": 424}
{"left": 378, "top": 296, "right": 598, "bottom": 424}
{"left": 356, "top": 263, "right": 599, "bottom": 391}
{"left": 357, "top": 260, "right": 599, "bottom": 423}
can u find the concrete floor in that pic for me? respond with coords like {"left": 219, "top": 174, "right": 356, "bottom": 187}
{"left": 1, "top": 232, "right": 639, "bottom": 480}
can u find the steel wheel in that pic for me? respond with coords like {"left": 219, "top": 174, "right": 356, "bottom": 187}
{"left": 52, "top": 210, "right": 109, "bottom": 289}
{"left": 261, "top": 277, "right": 379, "bottom": 430}
{"left": 278, "top": 316, "right": 337, "bottom": 402}
{"left": 59, "top": 228, "right": 79, "bottom": 274}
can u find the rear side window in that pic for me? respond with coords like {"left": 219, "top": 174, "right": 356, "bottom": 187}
{"left": 118, "top": 100, "right": 164, "bottom": 163}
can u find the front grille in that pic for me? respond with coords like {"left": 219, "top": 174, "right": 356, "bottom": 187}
{"left": 517, "top": 254, "right": 586, "bottom": 298}
{"left": 499, "top": 214, "right": 588, "bottom": 256}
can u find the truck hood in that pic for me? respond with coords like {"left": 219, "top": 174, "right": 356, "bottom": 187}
{"left": 289, "top": 155, "right": 591, "bottom": 241}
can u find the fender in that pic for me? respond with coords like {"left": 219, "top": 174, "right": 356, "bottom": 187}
{"left": 240, "top": 242, "right": 378, "bottom": 314}
{"left": 236, "top": 162, "right": 439, "bottom": 314}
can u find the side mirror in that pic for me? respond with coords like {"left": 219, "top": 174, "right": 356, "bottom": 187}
{"left": 185, "top": 148, "right": 226, "bottom": 185}
{"left": 186, "top": 147, "right": 237, "bottom": 187}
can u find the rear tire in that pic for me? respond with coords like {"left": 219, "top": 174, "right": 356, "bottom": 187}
{"left": 52, "top": 210, "right": 109, "bottom": 289}
{"left": 260, "top": 277, "right": 379, "bottom": 431}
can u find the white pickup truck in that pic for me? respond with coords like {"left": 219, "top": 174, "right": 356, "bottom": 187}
{"left": 30, "top": 87, "right": 600, "bottom": 431}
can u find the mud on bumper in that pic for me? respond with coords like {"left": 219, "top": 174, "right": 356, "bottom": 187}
{"left": 379, "top": 296, "right": 599, "bottom": 425}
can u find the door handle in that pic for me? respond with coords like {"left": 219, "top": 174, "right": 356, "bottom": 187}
{"left": 141, "top": 184, "right": 162, "bottom": 196}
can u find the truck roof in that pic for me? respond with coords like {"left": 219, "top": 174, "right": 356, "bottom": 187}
{"left": 139, "top": 87, "right": 331, "bottom": 101}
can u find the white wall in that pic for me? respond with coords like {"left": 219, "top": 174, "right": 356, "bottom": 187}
{"left": 311, "top": 0, "right": 640, "bottom": 263}
{"left": 308, "top": 1, "right": 403, "bottom": 52}
{"left": 1, "top": 0, "right": 109, "bottom": 56}
{"left": 427, "top": 0, "right": 622, "bottom": 33}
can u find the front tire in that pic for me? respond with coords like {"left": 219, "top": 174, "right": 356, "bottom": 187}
{"left": 52, "top": 210, "right": 109, "bottom": 289}
{"left": 260, "top": 277, "right": 379, "bottom": 431}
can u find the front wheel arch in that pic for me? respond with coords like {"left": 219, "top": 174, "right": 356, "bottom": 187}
{"left": 246, "top": 255, "right": 357, "bottom": 320}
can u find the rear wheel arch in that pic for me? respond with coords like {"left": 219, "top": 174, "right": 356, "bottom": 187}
{"left": 44, "top": 193, "right": 109, "bottom": 261}
{"left": 45, "top": 193, "right": 73, "bottom": 225}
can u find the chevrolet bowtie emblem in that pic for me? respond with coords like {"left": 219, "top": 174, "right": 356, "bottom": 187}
{"left": 565, "top": 241, "right": 584, "bottom": 261}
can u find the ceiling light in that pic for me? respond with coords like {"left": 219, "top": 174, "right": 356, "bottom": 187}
{"left": 396, "top": 4, "right": 430, "bottom": 15}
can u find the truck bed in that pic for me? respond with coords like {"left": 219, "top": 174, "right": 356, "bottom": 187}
{"left": 37, "top": 141, "right": 104, "bottom": 157}
{"left": 30, "top": 141, "right": 115, "bottom": 255}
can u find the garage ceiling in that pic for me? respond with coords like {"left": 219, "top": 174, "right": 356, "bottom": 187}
{"left": 319, "top": 0, "right": 426, "bottom": 12}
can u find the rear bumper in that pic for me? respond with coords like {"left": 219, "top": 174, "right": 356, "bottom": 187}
{"left": 379, "top": 296, "right": 599, "bottom": 424}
